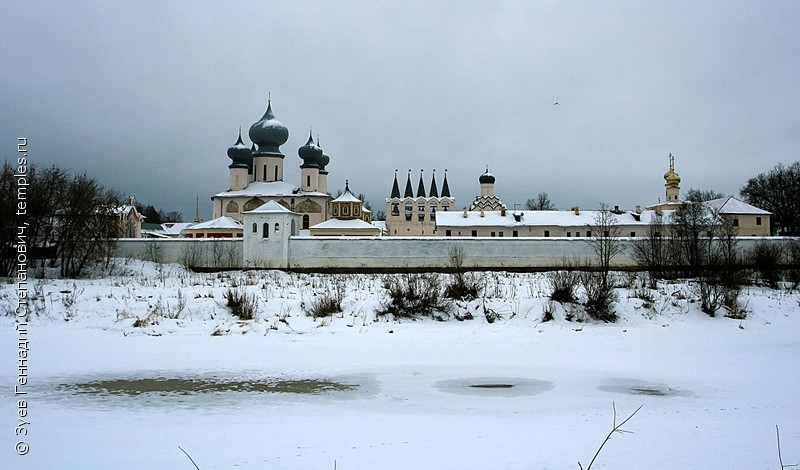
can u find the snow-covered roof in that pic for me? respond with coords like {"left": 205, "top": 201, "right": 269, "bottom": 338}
{"left": 436, "top": 209, "right": 674, "bottom": 228}
{"left": 244, "top": 200, "right": 298, "bottom": 214}
{"left": 214, "top": 181, "right": 328, "bottom": 198}
{"left": 115, "top": 204, "right": 143, "bottom": 219}
{"left": 332, "top": 190, "right": 362, "bottom": 203}
{"left": 186, "top": 216, "right": 243, "bottom": 230}
{"left": 310, "top": 218, "right": 381, "bottom": 231}
{"left": 161, "top": 222, "right": 195, "bottom": 235}
{"left": 705, "top": 197, "right": 771, "bottom": 215}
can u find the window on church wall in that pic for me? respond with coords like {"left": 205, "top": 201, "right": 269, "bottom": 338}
{"left": 225, "top": 201, "right": 239, "bottom": 214}
{"left": 733, "top": 218, "right": 739, "bottom": 227}
{"left": 302, "top": 214, "right": 310, "bottom": 229}
{"left": 274, "top": 165, "right": 279, "bottom": 181}
{"left": 756, "top": 216, "right": 762, "bottom": 226}
{"left": 354, "top": 205, "right": 360, "bottom": 216}
{"left": 391, "top": 203, "right": 399, "bottom": 216}
{"left": 263, "top": 165, "right": 267, "bottom": 181}
{"left": 430, "top": 203, "right": 437, "bottom": 221}
{"left": 262, "top": 223, "right": 269, "bottom": 239}
{"left": 274, "top": 223, "right": 280, "bottom": 233}
{"left": 342, "top": 205, "right": 350, "bottom": 217}
{"left": 442, "top": 202, "right": 450, "bottom": 211}
{"left": 306, "top": 175, "right": 311, "bottom": 187}
{"left": 405, "top": 203, "right": 412, "bottom": 221}
{"left": 332, "top": 205, "right": 339, "bottom": 217}
{"left": 418, "top": 203, "right": 425, "bottom": 221}
{"left": 471, "top": 230, "right": 477, "bottom": 237}
{"left": 252, "top": 223, "right": 257, "bottom": 233}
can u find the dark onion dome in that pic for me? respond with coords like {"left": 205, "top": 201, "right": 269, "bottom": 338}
{"left": 318, "top": 152, "right": 330, "bottom": 171}
{"left": 298, "top": 132, "right": 322, "bottom": 168}
{"left": 227, "top": 127, "right": 251, "bottom": 169}
{"left": 479, "top": 168, "right": 495, "bottom": 184}
{"left": 316, "top": 136, "right": 330, "bottom": 171}
{"left": 248, "top": 101, "right": 289, "bottom": 154}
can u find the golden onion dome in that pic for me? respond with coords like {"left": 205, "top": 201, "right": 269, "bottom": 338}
{"left": 664, "top": 168, "right": 681, "bottom": 185}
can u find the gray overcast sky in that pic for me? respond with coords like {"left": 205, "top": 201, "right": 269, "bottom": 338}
{"left": 2, "top": 1, "right": 799, "bottom": 221}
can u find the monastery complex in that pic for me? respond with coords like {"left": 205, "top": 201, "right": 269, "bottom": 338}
{"left": 133, "top": 98, "right": 770, "bottom": 243}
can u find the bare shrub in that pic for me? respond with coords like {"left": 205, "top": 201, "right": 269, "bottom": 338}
{"left": 547, "top": 268, "right": 581, "bottom": 303}
{"left": 444, "top": 245, "right": 483, "bottom": 300}
{"left": 723, "top": 286, "right": 747, "bottom": 319}
{"left": 224, "top": 288, "right": 258, "bottom": 320}
{"left": 304, "top": 283, "right": 344, "bottom": 318}
{"left": 580, "top": 271, "right": 618, "bottom": 322}
{"left": 180, "top": 242, "right": 204, "bottom": 270}
{"left": 748, "top": 241, "right": 784, "bottom": 288}
{"left": 377, "top": 273, "right": 451, "bottom": 320}
{"left": 785, "top": 239, "right": 800, "bottom": 289}
{"left": 210, "top": 239, "right": 225, "bottom": 269}
{"left": 144, "top": 240, "right": 163, "bottom": 264}
{"left": 542, "top": 300, "right": 555, "bottom": 322}
{"left": 694, "top": 278, "right": 724, "bottom": 317}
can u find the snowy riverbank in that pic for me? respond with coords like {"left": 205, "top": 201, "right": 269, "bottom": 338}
{"left": 2, "top": 260, "right": 799, "bottom": 469}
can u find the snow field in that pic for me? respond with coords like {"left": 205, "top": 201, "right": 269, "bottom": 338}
{"left": 1, "top": 259, "right": 799, "bottom": 469}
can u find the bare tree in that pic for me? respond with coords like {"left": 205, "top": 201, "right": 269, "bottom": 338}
{"left": 582, "top": 204, "right": 623, "bottom": 321}
{"left": 740, "top": 161, "right": 800, "bottom": 235}
{"left": 525, "top": 191, "right": 556, "bottom": 210}
{"left": 53, "top": 173, "right": 121, "bottom": 277}
{"left": 632, "top": 212, "right": 671, "bottom": 287}
{"left": 585, "top": 203, "right": 623, "bottom": 282}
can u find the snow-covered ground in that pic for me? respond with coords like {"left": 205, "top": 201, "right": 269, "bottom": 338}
{"left": 2, "top": 259, "right": 799, "bottom": 469}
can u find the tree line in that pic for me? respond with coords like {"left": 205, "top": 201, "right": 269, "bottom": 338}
{"left": 1, "top": 163, "right": 120, "bottom": 277}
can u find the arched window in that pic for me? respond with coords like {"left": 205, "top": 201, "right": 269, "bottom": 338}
{"left": 274, "top": 222, "right": 280, "bottom": 234}
{"left": 226, "top": 201, "right": 239, "bottom": 214}
{"left": 391, "top": 203, "right": 399, "bottom": 216}
{"left": 418, "top": 203, "right": 425, "bottom": 221}
{"left": 274, "top": 165, "right": 279, "bottom": 181}
{"left": 430, "top": 202, "right": 437, "bottom": 221}
{"left": 252, "top": 222, "right": 257, "bottom": 233}
{"left": 302, "top": 214, "right": 310, "bottom": 229}
{"left": 405, "top": 203, "right": 413, "bottom": 221}
{"left": 262, "top": 222, "right": 269, "bottom": 239}
{"left": 290, "top": 219, "right": 297, "bottom": 235}
{"left": 442, "top": 202, "right": 450, "bottom": 211}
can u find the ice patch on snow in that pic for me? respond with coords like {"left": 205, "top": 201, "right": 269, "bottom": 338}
{"left": 597, "top": 378, "right": 694, "bottom": 397}
{"left": 435, "top": 377, "right": 554, "bottom": 397}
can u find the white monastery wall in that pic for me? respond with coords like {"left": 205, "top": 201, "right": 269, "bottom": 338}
{"left": 116, "top": 237, "right": 792, "bottom": 271}
{"left": 115, "top": 238, "right": 243, "bottom": 268}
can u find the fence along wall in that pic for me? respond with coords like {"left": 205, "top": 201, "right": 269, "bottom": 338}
{"left": 116, "top": 236, "right": 790, "bottom": 271}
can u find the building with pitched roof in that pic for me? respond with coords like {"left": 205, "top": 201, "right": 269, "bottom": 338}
{"left": 310, "top": 182, "right": 380, "bottom": 236}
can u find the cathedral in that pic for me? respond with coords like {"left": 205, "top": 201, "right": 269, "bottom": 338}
{"left": 211, "top": 99, "right": 334, "bottom": 230}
